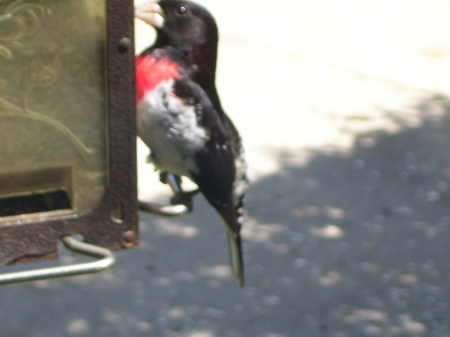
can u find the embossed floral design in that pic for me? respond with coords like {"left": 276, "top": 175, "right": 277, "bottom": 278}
{"left": 0, "top": 0, "right": 45, "bottom": 60}
{"left": 0, "top": 0, "right": 93, "bottom": 162}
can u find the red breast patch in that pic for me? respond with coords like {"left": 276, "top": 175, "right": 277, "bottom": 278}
{"left": 136, "top": 55, "right": 180, "bottom": 102}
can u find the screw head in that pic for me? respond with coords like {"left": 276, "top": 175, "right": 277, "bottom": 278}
{"left": 122, "top": 230, "right": 138, "bottom": 247}
{"left": 117, "top": 38, "right": 131, "bottom": 53}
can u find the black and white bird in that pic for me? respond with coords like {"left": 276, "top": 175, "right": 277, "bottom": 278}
{"left": 135, "top": 0, "right": 248, "bottom": 286}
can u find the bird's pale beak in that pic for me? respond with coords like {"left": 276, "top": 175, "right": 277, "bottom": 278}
{"left": 135, "top": 2, "right": 165, "bottom": 28}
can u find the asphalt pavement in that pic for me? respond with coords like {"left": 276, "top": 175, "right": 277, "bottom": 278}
{"left": 1, "top": 0, "right": 450, "bottom": 336}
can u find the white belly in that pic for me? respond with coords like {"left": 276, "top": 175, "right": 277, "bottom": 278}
{"left": 137, "top": 80, "right": 209, "bottom": 178}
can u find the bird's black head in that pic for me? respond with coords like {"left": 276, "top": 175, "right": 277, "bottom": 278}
{"left": 158, "top": 1, "right": 218, "bottom": 50}
{"left": 136, "top": 1, "right": 218, "bottom": 62}
{"left": 136, "top": 0, "right": 221, "bottom": 106}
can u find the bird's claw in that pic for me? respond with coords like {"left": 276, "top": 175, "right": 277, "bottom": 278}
{"left": 139, "top": 173, "right": 197, "bottom": 216}
{"left": 170, "top": 189, "right": 199, "bottom": 212}
{"left": 139, "top": 200, "right": 190, "bottom": 217}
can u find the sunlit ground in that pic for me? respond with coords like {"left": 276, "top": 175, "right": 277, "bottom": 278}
{"left": 0, "top": 1, "right": 449, "bottom": 336}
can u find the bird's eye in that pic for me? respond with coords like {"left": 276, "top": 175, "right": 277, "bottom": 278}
{"left": 176, "top": 4, "right": 188, "bottom": 15}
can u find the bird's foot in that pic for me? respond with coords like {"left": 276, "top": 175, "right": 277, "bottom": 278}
{"left": 170, "top": 189, "right": 199, "bottom": 212}
{"left": 159, "top": 172, "right": 181, "bottom": 187}
{"left": 139, "top": 200, "right": 190, "bottom": 217}
{"left": 139, "top": 172, "right": 197, "bottom": 216}
{"left": 139, "top": 172, "right": 191, "bottom": 217}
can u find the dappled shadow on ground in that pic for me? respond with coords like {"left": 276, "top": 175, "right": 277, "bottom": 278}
{"left": 241, "top": 94, "right": 450, "bottom": 336}
{"left": 128, "top": 94, "right": 450, "bottom": 337}
{"left": 0, "top": 95, "right": 450, "bottom": 337}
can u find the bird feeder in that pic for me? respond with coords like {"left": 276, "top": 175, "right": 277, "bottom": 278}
{"left": 0, "top": 0, "right": 137, "bottom": 283}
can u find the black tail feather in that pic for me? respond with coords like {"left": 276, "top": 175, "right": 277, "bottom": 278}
{"left": 226, "top": 231, "right": 244, "bottom": 287}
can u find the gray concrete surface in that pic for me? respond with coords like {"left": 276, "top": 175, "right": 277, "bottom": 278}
{"left": 2, "top": 0, "right": 450, "bottom": 336}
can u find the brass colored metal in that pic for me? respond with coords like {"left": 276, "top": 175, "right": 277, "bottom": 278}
{"left": 0, "top": 0, "right": 138, "bottom": 267}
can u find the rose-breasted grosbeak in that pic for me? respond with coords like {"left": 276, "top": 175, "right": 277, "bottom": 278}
{"left": 135, "top": 0, "right": 248, "bottom": 286}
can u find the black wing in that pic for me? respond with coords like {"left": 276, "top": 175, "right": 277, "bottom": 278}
{"left": 173, "top": 77, "right": 242, "bottom": 234}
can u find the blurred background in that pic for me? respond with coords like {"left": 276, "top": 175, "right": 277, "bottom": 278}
{"left": 2, "top": 0, "right": 450, "bottom": 336}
